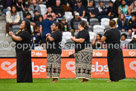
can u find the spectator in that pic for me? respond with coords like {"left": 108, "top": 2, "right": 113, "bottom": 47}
{"left": 128, "top": 34, "right": 136, "bottom": 49}
{"left": 82, "top": 0, "right": 88, "bottom": 8}
{"left": 112, "top": 0, "right": 122, "bottom": 17}
{"left": 29, "top": 0, "right": 41, "bottom": 15}
{"left": 22, "top": 4, "right": 31, "bottom": 18}
{"left": 120, "top": 33, "right": 129, "bottom": 49}
{"left": 107, "top": 1, "right": 115, "bottom": 19}
{"left": 31, "top": 25, "right": 41, "bottom": 49}
{"left": 52, "top": 0, "right": 64, "bottom": 18}
{"left": 117, "top": 14, "right": 128, "bottom": 32}
{"left": 97, "top": 1, "right": 109, "bottom": 21}
{"left": 37, "top": 15, "right": 44, "bottom": 25}
{"left": 38, "top": 0, "right": 47, "bottom": 16}
{"left": 132, "top": 26, "right": 136, "bottom": 38}
{"left": 6, "top": 5, "right": 20, "bottom": 36}
{"left": 40, "top": 15, "right": 53, "bottom": 44}
{"left": 44, "top": 7, "right": 56, "bottom": 20}
{"left": 0, "top": 0, "right": 3, "bottom": 16}
{"left": 118, "top": 0, "right": 131, "bottom": 17}
{"left": 73, "top": 0, "right": 86, "bottom": 18}
{"left": 39, "top": 0, "right": 46, "bottom": 4}
{"left": 87, "top": 0, "right": 98, "bottom": 19}
{"left": 14, "top": 0, "right": 25, "bottom": 12}
{"left": 70, "top": 12, "right": 81, "bottom": 35}
{"left": 61, "top": 0, "right": 72, "bottom": 12}
{"left": 127, "top": 13, "right": 136, "bottom": 30}
{"left": 3, "top": 0, "right": 14, "bottom": 14}
{"left": 72, "top": 0, "right": 79, "bottom": 8}
{"left": 128, "top": 29, "right": 133, "bottom": 39}
{"left": 130, "top": 0, "right": 136, "bottom": 14}
{"left": 61, "top": 18, "right": 70, "bottom": 32}
{"left": 46, "top": 0, "right": 56, "bottom": 8}
{"left": 24, "top": 13, "right": 35, "bottom": 27}
{"left": 92, "top": 34, "right": 102, "bottom": 49}
{"left": 34, "top": 10, "right": 40, "bottom": 23}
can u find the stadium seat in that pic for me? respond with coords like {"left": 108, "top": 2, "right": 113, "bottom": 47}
{"left": 62, "top": 32, "right": 72, "bottom": 40}
{"left": 31, "top": 25, "right": 34, "bottom": 33}
{"left": 61, "top": 32, "right": 73, "bottom": 50}
{"left": 64, "top": 12, "right": 73, "bottom": 22}
{"left": 39, "top": 4, "right": 47, "bottom": 16}
{"left": 93, "top": 25, "right": 105, "bottom": 35}
{"left": 34, "top": 46, "right": 44, "bottom": 50}
{"left": 89, "top": 32, "right": 97, "bottom": 42}
{"left": 81, "top": 18, "right": 89, "bottom": 26}
{"left": 126, "top": 39, "right": 132, "bottom": 43}
{"left": 89, "top": 18, "right": 99, "bottom": 30}
{"left": 101, "top": 18, "right": 110, "bottom": 29}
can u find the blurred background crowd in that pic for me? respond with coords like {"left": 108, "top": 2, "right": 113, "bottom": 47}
{"left": 0, "top": 0, "right": 136, "bottom": 50}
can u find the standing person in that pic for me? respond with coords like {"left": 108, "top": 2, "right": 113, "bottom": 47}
{"left": 46, "top": 22, "right": 62, "bottom": 83}
{"left": 9, "top": 21, "right": 32, "bottom": 83}
{"left": 71, "top": 21, "right": 93, "bottom": 82}
{"left": 101, "top": 20, "right": 126, "bottom": 82}
{"left": 40, "top": 15, "right": 53, "bottom": 48}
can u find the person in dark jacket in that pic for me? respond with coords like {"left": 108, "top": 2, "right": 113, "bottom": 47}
{"left": 40, "top": 15, "right": 53, "bottom": 44}
{"left": 14, "top": 0, "right": 25, "bottom": 12}
{"left": 70, "top": 12, "right": 81, "bottom": 35}
{"left": 61, "top": 18, "right": 70, "bottom": 32}
{"left": 112, "top": 0, "right": 122, "bottom": 17}
{"left": 127, "top": 13, "right": 136, "bottom": 30}
{"left": 97, "top": 1, "right": 109, "bottom": 21}
{"left": 73, "top": 0, "right": 86, "bottom": 18}
{"left": 107, "top": 1, "right": 115, "bottom": 19}
{"left": 52, "top": 0, "right": 64, "bottom": 18}
{"left": 117, "top": 14, "right": 128, "bottom": 32}
{"left": 31, "top": 25, "right": 41, "bottom": 49}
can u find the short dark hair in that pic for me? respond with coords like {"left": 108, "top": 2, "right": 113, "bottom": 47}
{"left": 47, "top": 15, "right": 53, "bottom": 18}
{"left": 34, "top": 25, "right": 40, "bottom": 30}
{"left": 79, "top": 21, "right": 89, "bottom": 30}
{"left": 26, "top": 13, "right": 31, "bottom": 16}
{"left": 121, "top": 34, "right": 127, "bottom": 39}
{"left": 54, "top": 22, "right": 63, "bottom": 31}
{"left": 34, "top": 10, "right": 39, "bottom": 13}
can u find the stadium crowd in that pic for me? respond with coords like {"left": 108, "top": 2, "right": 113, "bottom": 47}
{"left": 0, "top": 0, "right": 136, "bottom": 49}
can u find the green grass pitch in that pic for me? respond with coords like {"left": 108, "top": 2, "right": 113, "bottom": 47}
{"left": 0, "top": 79, "right": 136, "bottom": 91}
